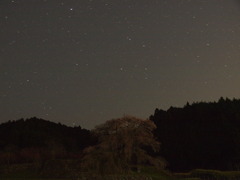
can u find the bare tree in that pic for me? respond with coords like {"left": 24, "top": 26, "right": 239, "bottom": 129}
{"left": 81, "top": 116, "right": 166, "bottom": 174}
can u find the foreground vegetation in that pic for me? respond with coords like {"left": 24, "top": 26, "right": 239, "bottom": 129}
{"left": 175, "top": 169, "right": 240, "bottom": 180}
{"left": 2, "top": 98, "right": 240, "bottom": 179}
{"left": 2, "top": 162, "right": 240, "bottom": 180}
{"left": 0, "top": 164, "right": 175, "bottom": 180}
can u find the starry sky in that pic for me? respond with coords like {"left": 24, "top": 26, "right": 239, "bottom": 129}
{"left": 1, "top": 0, "right": 240, "bottom": 129}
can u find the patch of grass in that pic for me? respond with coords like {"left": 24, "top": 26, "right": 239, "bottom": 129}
{"left": 1, "top": 179, "right": 69, "bottom": 180}
{"left": 132, "top": 166, "right": 178, "bottom": 180}
{"left": 0, "top": 163, "right": 40, "bottom": 179}
{"left": 9, "top": 163, "right": 240, "bottom": 180}
{"left": 175, "top": 169, "right": 240, "bottom": 180}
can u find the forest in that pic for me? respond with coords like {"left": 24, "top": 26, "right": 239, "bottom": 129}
{"left": 1, "top": 97, "right": 240, "bottom": 179}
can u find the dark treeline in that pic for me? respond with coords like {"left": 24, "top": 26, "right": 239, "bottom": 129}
{"left": 150, "top": 97, "right": 240, "bottom": 172}
{"left": 1, "top": 97, "right": 240, "bottom": 176}
{"left": 0, "top": 116, "right": 164, "bottom": 178}
{"left": 0, "top": 117, "right": 96, "bottom": 165}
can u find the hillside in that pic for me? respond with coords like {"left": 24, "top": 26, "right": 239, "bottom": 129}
{"left": 0, "top": 117, "right": 96, "bottom": 165}
{"left": 150, "top": 97, "right": 240, "bottom": 172}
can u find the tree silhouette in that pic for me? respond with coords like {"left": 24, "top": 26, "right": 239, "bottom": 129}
{"left": 150, "top": 97, "right": 240, "bottom": 172}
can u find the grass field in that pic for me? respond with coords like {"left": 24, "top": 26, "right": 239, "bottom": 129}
{"left": 2, "top": 165, "right": 240, "bottom": 180}
{"left": 175, "top": 169, "right": 240, "bottom": 180}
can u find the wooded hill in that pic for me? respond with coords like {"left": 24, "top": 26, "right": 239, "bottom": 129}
{"left": 1, "top": 97, "right": 240, "bottom": 175}
{"left": 150, "top": 97, "right": 240, "bottom": 172}
{"left": 0, "top": 117, "right": 96, "bottom": 165}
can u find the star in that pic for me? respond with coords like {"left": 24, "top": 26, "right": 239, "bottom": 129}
{"left": 0, "top": 0, "right": 239, "bottom": 129}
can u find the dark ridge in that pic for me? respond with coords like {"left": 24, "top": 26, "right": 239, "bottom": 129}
{"left": 0, "top": 117, "right": 96, "bottom": 163}
{"left": 150, "top": 97, "right": 240, "bottom": 172}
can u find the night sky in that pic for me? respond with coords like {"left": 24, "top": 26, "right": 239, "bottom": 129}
{"left": 1, "top": 0, "right": 240, "bottom": 129}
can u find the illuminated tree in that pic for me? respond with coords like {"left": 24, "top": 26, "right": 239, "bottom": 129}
{"left": 81, "top": 116, "right": 166, "bottom": 174}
